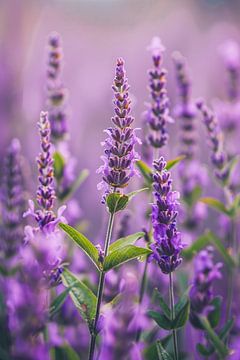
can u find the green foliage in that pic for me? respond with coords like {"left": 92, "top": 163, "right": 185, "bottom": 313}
{"left": 173, "top": 293, "right": 190, "bottom": 329}
{"left": 109, "top": 232, "right": 145, "bottom": 253}
{"left": 103, "top": 245, "right": 152, "bottom": 272}
{"left": 53, "top": 151, "right": 65, "bottom": 181}
{"left": 183, "top": 230, "right": 235, "bottom": 268}
{"left": 106, "top": 193, "right": 129, "bottom": 214}
{"left": 207, "top": 296, "right": 222, "bottom": 328}
{"left": 156, "top": 341, "right": 173, "bottom": 360}
{"left": 59, "top": 169, "right": 89, "bottom": 202}
{"left": 61, "top": 269, "right": 97, "bottom": 329}
{"left": 49, "top": 284, "right": 77, "bottom": 318}
{"left": 165, "top": 155, "right": 186, "bottom": 171}
{"left": 59, "top": 223, "right": 100, "bottom": 269}
{"left": 199, "top": 317, "right": 230, "bottom": 359}
{"left": 53, "top": 345, "right": 80, "bottom": 360}
{"left": 200, "top": 197, "right": 230, "bottom": 216}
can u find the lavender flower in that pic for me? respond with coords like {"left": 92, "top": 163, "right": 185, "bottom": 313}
{"left": 150, "top": 157, "right": 183, "bottom": 274}
{"left": 24, "top": 111, "right": 66, "bottom": 234}
{"left": 97, "top": 58, "right": 140, "bottom": 196}
{"left": 0, "top": 139, "right": 25, "bottom": 260}
{"left": 46, "top": 32, "right": 68, "bottom": 141}
{"left": 144, "top": 37, "right": 173, "bottom": 150}
{"left": 172, "top": 51, "right": 196, "bottom": 159}
{"left": 196, "top": 100, "right": 229, "bottom": 183}
{"left": 189, "top": 247, "right": 222, "bottom": 328}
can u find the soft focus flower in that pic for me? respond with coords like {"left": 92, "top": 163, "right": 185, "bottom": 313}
{"left": 144, "top": 37, "right": 173, "bottom": 151}
{"left": 0, "top": 139, "right": 25, "bottom": 261}
{"left": 196, "top": 99, "right": 229, "bottom": 184}
{"left": 189, "top": 247, "right": 222, "bottom": 328}
{"left": 150, "top": 157, "right": 183, "bottom": 274}
{"left": 97, "top": 58, "right": 141, "bottom": 197}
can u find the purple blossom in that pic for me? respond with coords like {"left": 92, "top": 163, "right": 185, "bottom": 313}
{"left": 46, "top": 32, "right": 68, "bottom": 141}
{"left": 196, "top": 99, "right": 229, "bottom": 183}
{"left": 97, "top": 58, "right": 140, "bottom": 196}
{"left": 23, "top": 111, "right": 66, "bottom": 234}
{"left": 172, "top": 51, "right": 197, "bottom": 159}
{"left": 189, "top": 247, "right": 222, "bottom": 328}
{"left": 150, "top": 157, "right": 183, "bottom": 274}
{"left": 0, "top": 139, "right": 25, "bottom": 260}
{"left": 144, "top": 37, "right": 173, "bottom": 150}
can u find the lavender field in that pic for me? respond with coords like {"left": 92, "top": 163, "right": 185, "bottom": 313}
{"left": 0, "top": 1, "right": 240, "bottom": 359}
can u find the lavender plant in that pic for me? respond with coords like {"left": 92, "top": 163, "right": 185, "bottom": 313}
{"left": 59, "top": 58, "right": 150, "bottom": 360}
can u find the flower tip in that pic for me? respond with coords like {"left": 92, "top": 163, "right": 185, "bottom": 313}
{"left": 147, "top": 36, "right": 165, "bottom": 54}
{"left": 196, "top": 98, "right": 204, "bottom": 109}
{"left": 49, "top": 31, "right": 61, "bottom": 47}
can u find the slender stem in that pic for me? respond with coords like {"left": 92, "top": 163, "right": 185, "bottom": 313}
{"left": 88, "top": 211, "right": 115, "bottom": 360}
{"left": 226, "top": 219, "right": 236, "bottom": 322}
{"left": 169, "top": 272, "right": 178, "bottom": 360}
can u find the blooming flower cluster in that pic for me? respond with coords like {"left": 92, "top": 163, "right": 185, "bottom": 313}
{"left": 145, "top": 37, "right": 173, "bottom": 151}
{"left": 47, "top": 32, "right": 68, "bottom": 141}
{"left": 97, "top": 58, "right": 140, "bottom": 196}
{"left": 150, "top": 157, "right": 183, "bottom": 274}
{"left": 189, "top": 247, "right": 222, "bottom": 328}
{"left": 197, "top": 100, "right": 229, "bottom": 184}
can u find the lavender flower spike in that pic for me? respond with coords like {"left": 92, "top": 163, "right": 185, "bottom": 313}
{"left": 97, "top": 58, "right": 141, "bottom": 195}
{"left": 24, "top": 111, "right": 66, "bottom": 233}
{"left": 196, "top": 99, "right": 228, "bottom": 183}
{"left": 150, "top": 157, "right": 183, "bottom": 274}
{"left": 0, "top": 138, "right": 25, "bottom": 259}
{"left": 172, "top": 51, "right": 196, "bottom": 159}
{"left": 47, "top": 32, "right": 68, "bottom": 141}
{"left": 145, "top": 37, "right": 173, "bottom": 150}
{"left": 190, "top": 247, "right": 222, "bottom": 328}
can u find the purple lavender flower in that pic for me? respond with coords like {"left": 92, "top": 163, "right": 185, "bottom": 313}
{"left": 196, "top": 100, "right": 229, "bottom": 184}
{"left": 150, "top": 157, "right": 183, "bottom": 274}
{"left": 46, "top": 32, "right": 68, "bottom": 141}
{"left": 97, "top": 58, "right": 140, "bottom": 195}
{"left": 172, "top": 51, "right": 197, "bottom": 159}
{"left": 24, "top": 111, "right": 66, "bottom": 234}
{"left": 144, "top": 37, "right": 173, "bottom": 151}
{"left": 0, "top": 139, "right": 25, "bottom": 260}
{"left": 189, "top": 247, "right": 222, "bottom": 328}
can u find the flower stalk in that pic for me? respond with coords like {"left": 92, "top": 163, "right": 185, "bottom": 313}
{"left": 169, "top": 271, "right": 178, "bottom": 360}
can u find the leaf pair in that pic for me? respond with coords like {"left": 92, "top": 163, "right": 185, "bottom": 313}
{"left": 200, "top": 193, "right": 240, "bottom": 218}
{"left": 136, "top": 156, "right": 186, "bottom": 186}
{"left": 59, "top": 223, "right": 151, "bottom": 272}
{"left": 148, "top": 289, "right": 190, "bottom": 330}
{"left": 106, "top": 187, "right": 148, "bottom": 214}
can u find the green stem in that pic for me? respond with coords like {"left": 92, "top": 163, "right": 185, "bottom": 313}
{"left": 135, "top": 259, "right": 149, "bottom": 342}
{"left": 169, "top": 272, "right": 178, "bottom": 360}
{"left": 88, "top": 211, "right": 115, "bottom": 360}
{"left": 226, "top": 219, "right": 236, "bottom": 322}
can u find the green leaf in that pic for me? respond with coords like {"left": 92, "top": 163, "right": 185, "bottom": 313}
{"left": 148, "top": 310, "right": 172, "bottom": 330}
{"left": 200, "top": 197, "right": 230, "bottom": 216}
{"left": 182, "top": 232, "right": 210, "bottom": 260}
{"left": 54, "top": 345, "right": 80, "bottom": 360}
{"left": 109, "top": 232, "right": 145, "bottom": 253}
{"left": 156, "top": 341, "right": 173, "bottom": 360}
{"left": 165, "top": 155, "right": 186, "bottom": 171}
{"left": 184, "top": 185, "right": 202, "bottom": 207}
{"left": 144, "top": 336, "right": 172, "bottom": 360}
{"left": 53, "top": 151, "right": 65, "bottom": 181}
{"left": 61, "top": 269, "right": 96, "bottom": 328}
{"left": 200, "top": 317, "right": 229, "bottom": 359}
{"left": 153, "top": 289, "right": 171, "bottom": 318}
{"left": 127, "top": 187, "right": 149, "bottom": 200}
{"left": 136, "top": 160, "right": 153, "bottom": 184}
{"left": 103, "top": 245, "right": 152, "bottom": 272}
{"left": 49, "top": 284, "right": 77, "bottom": 318}
{"left": 173, "top": 295, "right": 190, "bottom": 329}
{"left": 208, "top": 231, "right": 236, "bottom": 268}
{"left": 207, "top": 296, "right": 222, "bottom": 329}
{"left": 106, "top": 193, "right": 129, "bottom": 214}
{"left": 59, "top": 223, "right": 100, "bottom": 269}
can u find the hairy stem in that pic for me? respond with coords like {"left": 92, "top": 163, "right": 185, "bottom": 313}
{"left": 169, "top": 271, "right": 178, "bottom": 360}
{"left": 88, "top": 211, "right": 115, "bottom": 360}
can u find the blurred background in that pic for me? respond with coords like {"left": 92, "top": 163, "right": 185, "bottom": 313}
{"left": 1, "top": 0, "right": 240, "bottom": 238}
